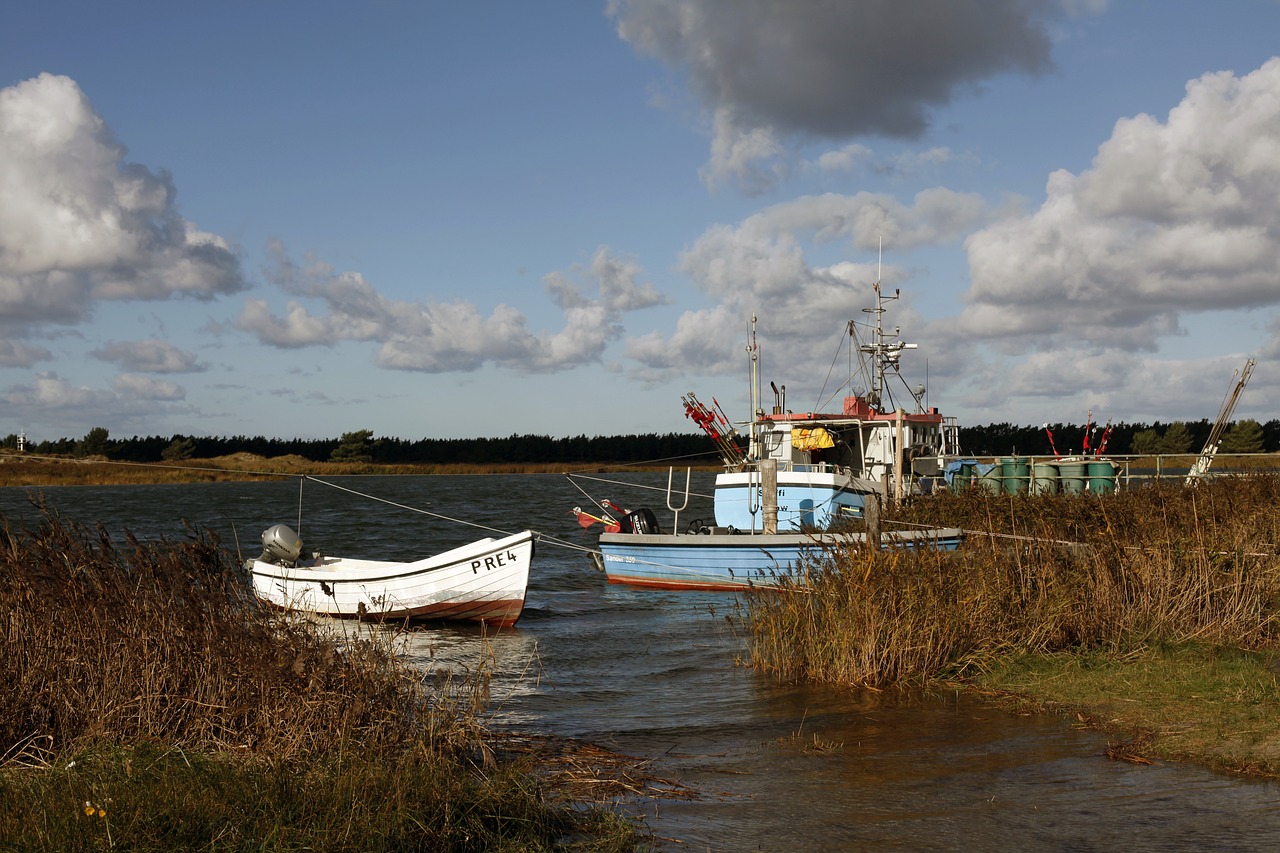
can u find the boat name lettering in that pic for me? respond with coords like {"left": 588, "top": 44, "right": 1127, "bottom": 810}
{"left": 754, "top": 487, "right": 791, "bottom": 513}
{"left": 470, "top": 549, "right": 519, "bottom": 574}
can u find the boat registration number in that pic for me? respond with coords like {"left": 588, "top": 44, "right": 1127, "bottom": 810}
{"left": 470, "top": 549, "right": 520, "bottom": 574}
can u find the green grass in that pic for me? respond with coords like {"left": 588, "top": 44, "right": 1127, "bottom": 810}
{"left": 1, "top": 741, "right": 645, "bottom": 851}
{"left": 976, "top": 642, "right": 1280, "bottom": 776}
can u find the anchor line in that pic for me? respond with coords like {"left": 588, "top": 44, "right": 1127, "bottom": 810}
{"left": 565, "top": 472, "right": 715, "bottom": 504}
{"left": 301, "top": 475, "right": 515, "bottom": 538}
{"left": 960, "top": 526, "right": 1277, "bottom": 558}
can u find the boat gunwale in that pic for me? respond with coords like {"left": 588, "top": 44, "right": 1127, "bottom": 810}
{"left": 249, "top": 530, "right": 535, "bottom": 584}
{"left": 597, "top": 527, "right": 963, "bottom": 547}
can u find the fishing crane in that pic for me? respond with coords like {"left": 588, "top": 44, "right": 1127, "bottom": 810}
{"left": 1185, "top": 357, "right": 1256, "bottom": 485}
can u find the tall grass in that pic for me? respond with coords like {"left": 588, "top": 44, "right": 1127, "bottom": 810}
{"left": 0, "top": 501, "right": 647, "bottom": 850}
{"left": 744, "top": 475, "right": 1280, "bottom": 688}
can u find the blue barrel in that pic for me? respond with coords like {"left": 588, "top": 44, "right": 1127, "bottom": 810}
{"left": 1032, "top": 462, "right": 1058, "bottom": 494}
{"left": 1057, "top": 460, "right": 1087, "bottom": 494}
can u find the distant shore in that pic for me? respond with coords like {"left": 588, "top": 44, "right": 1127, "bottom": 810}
{"left": 0, "top": 452, "right": 669, "bottom": 487}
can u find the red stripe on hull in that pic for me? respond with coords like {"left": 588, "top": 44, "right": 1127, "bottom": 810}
{"left": 605, "top": 575, "right": 782, "bottom": 592}
{"left": 259, "top": 596, "right": 525, "bottom": 627}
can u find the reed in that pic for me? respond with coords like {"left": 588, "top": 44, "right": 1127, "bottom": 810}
{"left": 743, "top": 475, "right": 1280, "bottom": 689}
{"left": 0, "top": 503, "right": 648, "bottom": 850}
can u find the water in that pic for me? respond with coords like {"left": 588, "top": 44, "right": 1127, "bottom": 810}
{"left": 5, "top": 472, "right": 1280, "bottom": 851}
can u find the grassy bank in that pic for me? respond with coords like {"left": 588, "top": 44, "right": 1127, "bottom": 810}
{"left": 742, "top": 475, "right": 1280, "bottom": 776}
{"left": 977, "top": 642, "right": 1280, "bottom": 776}
{"left": 0, "top": 508, "right": 650, "bottom": 850}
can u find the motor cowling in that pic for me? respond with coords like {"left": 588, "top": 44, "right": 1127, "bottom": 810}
{"left": 626, "top": 507, "right": 660, "bottom": 535}
{"left": 259, "top": 523, "right": 303, "bottom": 565}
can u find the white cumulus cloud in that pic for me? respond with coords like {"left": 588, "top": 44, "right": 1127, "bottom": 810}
{"left": 0, "top": 74, "right": 247, "bottom": 337}
{"left": 960, "top": 57, "right": 1280, "bottom": 352}
{"left": 240, "top": 243, "right": 668, "bottom": 374}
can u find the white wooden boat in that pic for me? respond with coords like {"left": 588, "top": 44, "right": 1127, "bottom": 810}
{"left": 247, "top": 523, "right": 534, "bottom": 627}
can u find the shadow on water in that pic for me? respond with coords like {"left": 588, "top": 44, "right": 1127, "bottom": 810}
{"left": 5, "top": 473, "right": 1280, "bottom": 851}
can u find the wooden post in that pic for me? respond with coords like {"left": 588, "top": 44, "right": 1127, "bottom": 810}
{"left": 894, "top": 408, "right": 905, "bottom": 506}
{"left": 761, "top": 458, "right": 778, "bottom": 534}
{"left": 865, "top": 492, "right": 881, "bottom": 549}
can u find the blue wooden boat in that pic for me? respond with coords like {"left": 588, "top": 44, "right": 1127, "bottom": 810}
{"left": 595, "top": 524, "right": 963, "bottom": 591}
{"left": 577, "top": 273, "right": 965, "bottom": 591}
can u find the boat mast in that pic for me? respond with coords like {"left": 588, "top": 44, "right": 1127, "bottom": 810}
{"left": 748, "top": 313, "right": 760, "bottom": 459}
{"left": 857, "top": 244, "right": 916, "bottom": 414}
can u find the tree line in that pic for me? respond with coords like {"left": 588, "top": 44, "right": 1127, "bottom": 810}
{"left": 2, "top": 418, "right": 1275, "bottom": 464}
{"left": 958, "top": 418, "right": 1274, "bottom": 457}
{"left": 1, "top": 428, "right": 720, "bottom": 465}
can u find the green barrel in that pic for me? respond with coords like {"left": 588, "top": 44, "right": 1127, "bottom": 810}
{"left": 1086, "top": 460, "right": 1118, "bottom": 494}
{"left": 1057, "top": 460, "right": 1087, "bottom": 494}
{"left": 1032, "top": 462, "right": 1058, "bottom": 494}
{"left": 951, "top": 463, "right": 975, "bottom": 492}
{"left": 979, "top": 465, "right": 1003, "bottom": 495}
{"left": 1000, "top": 457, "right": 1030, "bottom": 494}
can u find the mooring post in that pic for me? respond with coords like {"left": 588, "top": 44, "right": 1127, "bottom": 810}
{"left": 761, "top": 458, "right": 778, "bottom": 534}
{"left": 865, "top": 492, "right": 882, "bottom": 549}
{"left": 894, "top": 409, "right": 905, "bottom": 505}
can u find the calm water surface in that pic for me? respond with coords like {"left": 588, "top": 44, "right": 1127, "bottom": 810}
{"left": 5, "top": 473, "right": 1280, "bottom": 851}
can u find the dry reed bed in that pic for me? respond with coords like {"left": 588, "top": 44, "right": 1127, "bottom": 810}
{"left": 0, "top": 502, "right": 647, "bottom": 849}
{"left": 1, "top": 501, "right": 442, "bottom": 761}
{"left": 743, "top": 475, "right": 1280, "bottom": 688}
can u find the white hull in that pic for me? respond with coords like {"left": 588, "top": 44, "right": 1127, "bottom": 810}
{"left": 249, "top": 530, "right": 534, "bottom": 627}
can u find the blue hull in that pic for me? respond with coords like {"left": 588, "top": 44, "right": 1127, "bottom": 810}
{"left": 597, "top": 528, "right": 963, "bottom": 591}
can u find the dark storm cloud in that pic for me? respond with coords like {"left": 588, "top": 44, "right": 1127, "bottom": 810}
{"left": 610, "top": 0, "right": 1060, "bottom": 139}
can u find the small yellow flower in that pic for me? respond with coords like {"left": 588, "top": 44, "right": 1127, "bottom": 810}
{"left": 83, "top": 803, "right": 94, "bottom": 816}
{"left": 97, "top": 808, "right": 107, "bottom": 819}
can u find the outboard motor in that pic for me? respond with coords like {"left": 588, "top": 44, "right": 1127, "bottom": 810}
{"left": 258, "top": 523, "right": 304, "bottom": 566}
{"left": 626, "top": 507, "right": 661, "bottom": 535}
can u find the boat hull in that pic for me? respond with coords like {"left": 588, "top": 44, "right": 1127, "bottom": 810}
{"left": 249, "top": 530, "right": 534, "bottom": 627}
{"left": 597, "top": 527, "right": 963, "bottom": 591}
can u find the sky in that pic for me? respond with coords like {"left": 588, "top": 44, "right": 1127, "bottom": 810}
{"left": 4, "top": 0, "right": 1280, "bottom": 444}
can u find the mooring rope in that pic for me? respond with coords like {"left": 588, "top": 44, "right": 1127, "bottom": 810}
{"left": 298, "top": 476, "right": 608, "bottom": 560}
{"left": 301, "top": 476, "right": 514, "bottom": 538}
{"left": 2, "top": 454, "right": 618, "bottom": 561}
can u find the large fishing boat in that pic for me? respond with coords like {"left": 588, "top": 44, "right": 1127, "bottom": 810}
{"left": 702, "top": 278, "right": 960, "bottom": 529}
{"left": 574, "top": 276, "right": 964, "bottom": 590}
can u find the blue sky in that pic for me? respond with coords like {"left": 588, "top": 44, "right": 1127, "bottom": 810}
{"left": 4, "top": 0, "right": 1280, "bottom": 443}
